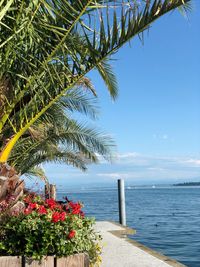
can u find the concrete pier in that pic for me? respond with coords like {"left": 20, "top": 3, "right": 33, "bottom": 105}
{"left": 94, "top": 221, "right": 186, "bottom": 267}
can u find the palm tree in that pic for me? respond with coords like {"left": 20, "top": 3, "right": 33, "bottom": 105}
{"left": 0, "top": 86, "right": 114, "bottom": 207}
{"left": 8, "top": 88, "right": 114, "bottom": 178}
{"left": 0, "top": 0, "right": 191, "bottom": 164}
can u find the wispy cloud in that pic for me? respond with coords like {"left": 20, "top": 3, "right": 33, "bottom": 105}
{"left": 118, "top": 152, "right": 140, "bottom": 159}
{"left": 43, "top": 152, "right": 200, "bottom": 185}
{"left": 95, "top": 152, "right": 200, "bottom": 182}
{"left": 153, "top": 134, "right": 169, "bottom": 140}
{"left": 147, "top": 167, "right": 165, "bottom": 171}
{"left": 162, "top": 134, "right": 168, "bottom": 140}
{"left": 97, "top": 172, "right": 144, "bottom": 179}
{"left": 180, "top": 159, "right": 200, "bottom": 167}
{"left": 97, "top": 173, "right": 123, "bottom": 179}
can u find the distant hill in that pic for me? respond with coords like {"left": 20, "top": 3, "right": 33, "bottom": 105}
{"left": 173, "top": 182, "right": 200, "bottom": 186}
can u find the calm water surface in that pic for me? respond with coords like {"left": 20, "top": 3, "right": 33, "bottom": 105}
{"left": 57, "top": 186, "right": 200, "bottom": 267}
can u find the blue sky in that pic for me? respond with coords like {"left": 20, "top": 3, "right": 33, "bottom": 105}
{"left": 30, "top": 1, "right": 200, "bottom": 187}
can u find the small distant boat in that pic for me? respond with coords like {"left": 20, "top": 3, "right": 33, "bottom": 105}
{"left": 127, "top": 186, "right": 132, "bottom": 190}
{"left": 152, "top": 185, "right": 156, "bottom": 189}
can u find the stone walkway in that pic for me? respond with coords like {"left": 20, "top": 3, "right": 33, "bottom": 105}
{"left": 94, "top": 221, "right": 186, "bottom": 267}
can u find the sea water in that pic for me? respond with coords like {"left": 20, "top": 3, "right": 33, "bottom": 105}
{"left": 57, "top": 186, "right": 200, "bottom": 267}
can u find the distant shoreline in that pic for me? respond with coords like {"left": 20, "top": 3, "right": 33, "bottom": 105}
{"left": 173, "top": 182, "right": 200, "bottom": 186}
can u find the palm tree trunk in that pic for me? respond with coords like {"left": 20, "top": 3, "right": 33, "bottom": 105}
{"left": 0, "top": 163, "right": 24, "bottom": 211}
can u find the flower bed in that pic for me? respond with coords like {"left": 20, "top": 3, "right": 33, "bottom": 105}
{"left": 0, "top": 193, "right": 101, "bottom": 266}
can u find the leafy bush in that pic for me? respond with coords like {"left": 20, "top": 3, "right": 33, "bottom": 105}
{"left": 0, "top": 193, "right": 101, "bottom": 265}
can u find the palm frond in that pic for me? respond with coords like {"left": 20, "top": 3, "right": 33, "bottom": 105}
{"left": 24, "top": 166, "right": 48, "bottom": 184}
{"left": 8, "top": 114, "right": 115, "bottom": 176}
{"left": 178, "top": 1, "right": 193, "bottom": 18}
{"left": 96, "top": 59, "right": 118, "bottom": 99}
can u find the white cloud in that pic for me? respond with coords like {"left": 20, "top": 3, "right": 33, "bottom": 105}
{"left": 118, "top": 152, "right": 140, "bottom": 159}
{"left": 162, "top": 134, "right": 168, "bottom": 140}
{"left": 97, "top": 172, "right": 133, "bottom": 179}
{"left": 114, "top": 152, "right": 149, "bottom": 165}
{"left": 44, "top": 152, "right": 200, "bottom": 185}
{"left": 95, "top": 153, "right": 200, "bottom": 182}
{"left": 97, "top": 173, "right": 123, "bottom": 179}
{"left": 180, "top": 159, "right": 200, "bottom": 167}
{"left": 147, "top": 167, "right": 165, "bottom": 171}
{"left": 153, "top": 133, "right": 169, "bottom": 140}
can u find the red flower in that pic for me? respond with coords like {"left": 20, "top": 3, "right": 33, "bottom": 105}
{"left": 24, "top": 208, "right": 32, "bottom": 215}
{"left": 23, "top": 197, "right": 30, "bottom": 204}
{"left": 69, "top": 202, "right": 82, "bottom": 215}
{"left": 68, "top": 230, "right": 76, "bottom": 239}
{"left": 23, "top": 193, "right": 35, "bottom": 204}
{"left": 46, "top": 198, "right": 56, "bottom": 209}
{"left": 52, "top": 211, "right": 60, "bottom": 223}
{"left": 38, "top": 205, "right": 47, "bottom": 214}
{"left": 55, "top": 204, "right": 62, "bottom": 211}
{"left": 28, "top": 202, "right": 37, "bottom": 210}
{"left": 60, "top": 211, "right": 66, "bottom": 221}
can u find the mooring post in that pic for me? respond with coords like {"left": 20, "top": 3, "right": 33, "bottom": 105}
{"left": 45, "top": 183, "right": 50, "bottom": 199}
{"left": 50, "top": 184, "right": 56, "bottom": 200}
{"left": 45, "top": 184, "right": 56, "bottom": 200}
{"left": 118, "top": 179, "right": 126, "bottom": 226}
